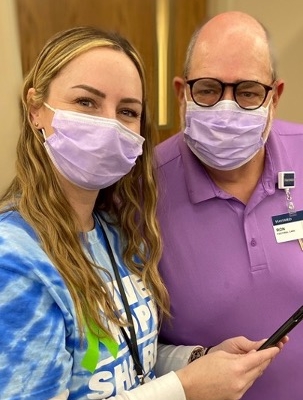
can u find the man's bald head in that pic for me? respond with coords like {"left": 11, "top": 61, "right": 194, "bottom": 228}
{"left": 184, "top": 11, "right": 276, "bottom": 82}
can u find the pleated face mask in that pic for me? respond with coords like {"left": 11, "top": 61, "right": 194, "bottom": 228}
{"left": 184, "top": 100, "right": 270, "bottom": 170}
{"left": 42, "top": 103, "right": 145, "bottom": 190}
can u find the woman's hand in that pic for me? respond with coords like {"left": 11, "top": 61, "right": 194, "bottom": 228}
{"left": 176, "top": 344, "right": 282, "bottom": 400}
{"left": 207, "top": 335, "right": 288, "bottom": 355}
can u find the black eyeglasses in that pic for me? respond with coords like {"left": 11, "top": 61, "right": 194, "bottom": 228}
{"left": 186, "top": 77, "right": 274, "bottom": 110}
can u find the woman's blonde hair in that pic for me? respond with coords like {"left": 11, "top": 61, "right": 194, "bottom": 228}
{"left": 0, "top": 26, "right": 169, "bottom": 338}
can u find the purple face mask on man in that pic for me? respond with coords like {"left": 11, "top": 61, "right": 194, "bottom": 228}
{"left": 42, "top": 103, "right": 144, "bottom": 190}
{"left": 184, "top": 100, "right": 270, "bottom": 170}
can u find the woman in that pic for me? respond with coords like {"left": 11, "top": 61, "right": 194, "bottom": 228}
{"left": 0, "top": 26, "right": 284, "bottom": 400}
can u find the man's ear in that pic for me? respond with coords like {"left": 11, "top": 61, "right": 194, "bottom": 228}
{"left": 272, "top": 79, "right": 284, "bottom": 109}
{"left": 27, "top": 88, "right": 42, "bottom": 128}
{"left": 173, "top": 76, "right": 187, "bottom": 128}
{"left": 173, "top": 76, "right": 186, "bottom": 105}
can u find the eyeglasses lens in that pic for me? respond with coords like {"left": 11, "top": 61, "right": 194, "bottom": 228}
{"left": 191, "top": 79, "right": 268, "bottom": 109}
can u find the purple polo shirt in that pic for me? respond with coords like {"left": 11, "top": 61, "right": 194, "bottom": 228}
{"left": 155, "top": 119, "right": 303, "bottom": 400}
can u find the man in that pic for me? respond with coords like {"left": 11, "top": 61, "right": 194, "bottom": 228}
{"left": 156, "top": 11, "right": 303, "bottom": 400}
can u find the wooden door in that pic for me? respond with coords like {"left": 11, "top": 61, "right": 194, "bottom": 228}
{"left": 16, "top": 0, "right": 206, "bottom": 142}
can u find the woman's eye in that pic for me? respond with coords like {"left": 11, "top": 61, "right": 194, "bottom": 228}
{"left": 120, "top": 109, "right": 141, "bottom": 119}
{"left": 76, "top": 98, "right": 95, "bottom": 108}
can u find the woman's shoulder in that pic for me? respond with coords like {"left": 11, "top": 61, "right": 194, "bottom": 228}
{"left": 0, "top": 210, "right": 39, "bottom": 244}
{"left": 0, "top": 210, "right": 72, "bottom": 307}
{"left": 0, "top": 210, "right": 50, "bottom": 275}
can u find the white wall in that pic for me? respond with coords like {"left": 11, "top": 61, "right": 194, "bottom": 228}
{"left": 207, "top": 0, "right": 303, "bottom": 124}
{"left": 0, "top": 0, "right": 22, "bottom": 194}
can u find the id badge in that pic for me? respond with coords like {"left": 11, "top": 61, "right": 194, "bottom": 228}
{"left": 272, "top": 210, "right": 303, "bottom": 243}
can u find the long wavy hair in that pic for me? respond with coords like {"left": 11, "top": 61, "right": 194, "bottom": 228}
{"left": 0, "top": 26, "right": 169, "bottom": 338}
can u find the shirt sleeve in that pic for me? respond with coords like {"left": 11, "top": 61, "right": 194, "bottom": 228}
{"left": 106, "top": 372, "right": 186, "bottom": 400}
{"left": 0, "top": 267, "right": 72, "bottom": 399}
{"left": 154, "top": 343, "right": 198, "bottom": 376}
{"left": 48, "top": 389, "right": 69, "bottom": 400}
{"left": 46, "top": 343, "right": 188, "bottom": 400}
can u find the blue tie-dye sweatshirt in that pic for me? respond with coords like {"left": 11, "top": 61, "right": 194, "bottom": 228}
{"left": 0, "top": 210, "right": 158, "bottom": 399}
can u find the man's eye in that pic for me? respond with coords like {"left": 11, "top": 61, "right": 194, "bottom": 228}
{"left": 201, "top": 89, "right": 213, "bottom": 95}
{"left": 195, "top": 88, "right": 220, "bottom": 96}
{"left": 238, "top": 91, "right": 257, "bottom": 98}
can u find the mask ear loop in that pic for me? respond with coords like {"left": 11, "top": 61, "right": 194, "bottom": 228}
{"left": 41, "top": 128, "right": 47, "bottom": 141}
{"left": 41, "top": 103, "right": 56, "bottom": 141}
{"left": 184, "top": 87, "right": 189, "bottom": 102}
{"left": 32, "top": 120, "right": 45, "bottom": 139}
{"left": 44, "top": 102, "right": 56, "bottom": 112}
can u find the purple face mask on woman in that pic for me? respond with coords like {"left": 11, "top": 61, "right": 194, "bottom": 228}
{"left": 184, "top": 100, "right": 270, "bottom": 170}
{"left": 42, "top": 103, "right": 144, "bottom": 190}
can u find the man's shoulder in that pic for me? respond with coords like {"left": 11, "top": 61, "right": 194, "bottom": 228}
{"left": 155, "top": 132, "right": 183, "bottom": 167}
{"left": 272, "top": 119, "right": 303, "bottom": 136}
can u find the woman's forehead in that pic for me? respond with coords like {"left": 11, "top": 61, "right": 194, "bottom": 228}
{"left": 49, "top": 47, "right": 143, "bottom": 99}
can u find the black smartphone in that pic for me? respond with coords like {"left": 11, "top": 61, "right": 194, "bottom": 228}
{"left": 258, "top": 305, "right": 303, "bottom": 351}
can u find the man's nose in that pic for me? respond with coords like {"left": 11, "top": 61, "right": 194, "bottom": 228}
{"left": 221, "top": 85, "right": 234, "bottom": 101}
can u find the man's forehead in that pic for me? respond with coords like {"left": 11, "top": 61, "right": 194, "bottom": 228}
{"left": 188, "top": 34, "right": 271, "bottom": 81}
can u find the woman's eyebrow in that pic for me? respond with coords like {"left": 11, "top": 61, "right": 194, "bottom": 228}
{"left": 71, "top": 84, "right": 106, "bottom": 98}
{"left": 120, "top": 98, "right": 142, "bottom": 106}
{"left": 71, "top": 85, "right": 142, "bottom": 106}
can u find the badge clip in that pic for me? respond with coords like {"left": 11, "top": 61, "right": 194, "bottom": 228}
{"left": 278, "top": 171, "right": 296, "bottom": 215}
{"left": 275, "top": 171, "right": 303, "bottom": 250}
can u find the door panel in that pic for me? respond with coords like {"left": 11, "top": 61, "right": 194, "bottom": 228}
{"left": 16, "top": 0, "right": 206, "bottom": 142}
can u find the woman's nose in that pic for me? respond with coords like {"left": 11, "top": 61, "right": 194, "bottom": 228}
{"left": 99, "top": 108, "right": 116, "bottom": 120}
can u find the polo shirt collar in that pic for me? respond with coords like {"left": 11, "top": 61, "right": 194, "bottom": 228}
{"left": 266, "top": 121, "right": 294, "bottom": 185}
{"left": 178, "top": 134, "right": 220, "bottom": 204}
{"left": 178, "top": 122, "right": 294, "bottom": 205}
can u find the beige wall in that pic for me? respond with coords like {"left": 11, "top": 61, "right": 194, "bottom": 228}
{"left": 0, "top": 0, "right": 22, "bottom": 194}
{"left": 207, "top": 0, "right": 303, "bottom": 124}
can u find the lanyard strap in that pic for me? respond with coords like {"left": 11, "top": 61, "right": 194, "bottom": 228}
{"left": 94, "top": 213, "right": 145, "bottom": 384}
